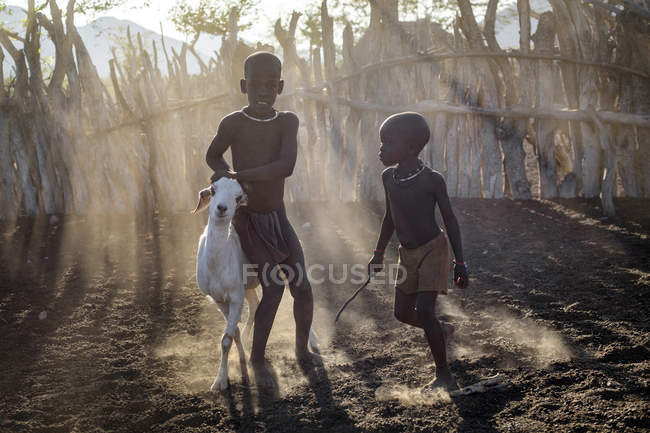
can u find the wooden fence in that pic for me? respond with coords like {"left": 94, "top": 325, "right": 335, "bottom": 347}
{"left": 0, "top": 0, "right": 648, "bottom": 220}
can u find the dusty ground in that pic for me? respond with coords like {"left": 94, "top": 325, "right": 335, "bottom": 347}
{"left": 0, "top": 198, "right": 649, "bottom": 432}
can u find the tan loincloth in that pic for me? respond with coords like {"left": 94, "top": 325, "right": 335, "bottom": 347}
{"left": 395, "top": 231, "right": 450, "bottom": 295}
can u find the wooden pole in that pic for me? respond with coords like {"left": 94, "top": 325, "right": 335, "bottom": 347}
{"left": 275, "top": 11, "right": 309, "bottom": 202}
{"left": 321, "top": 0, "right": 344, "bottom": 202}
{"left": 586, "top": 108, "right": 616, "bottom": 216}
{"left": 533, "top": 12, "right": 558, "bottom": 198}
{"left": 341, "top": 24, "right": 360, "bottom": 202}
{"left": 566, "top": 1, "right": 602, "bottom": 198}
{"left": 312, "top": 46, "right": 328, "bottom": 200}
{"left": 294, "top": 91, "right": 650, "bottom": 127}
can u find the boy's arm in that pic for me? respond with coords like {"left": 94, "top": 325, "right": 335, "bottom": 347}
{"left": 233, "top": 113, "right": 298, "bottom": 182}
{"left": 369, "top": 173, "right": 395, "bottom": 273}
{"left": 374, "top": 184, "right": 395, "bottom": 253}
{"left": 206, "top": 118, "right": 233, "bottom": 177}
{"left": 432, "top": 172, "right": 464, "bottom": 263}
{"left": 432, "top": 172, "right": 468, "bottom": 287}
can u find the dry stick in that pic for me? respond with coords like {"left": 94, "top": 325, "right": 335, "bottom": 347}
{"left": 85, "top": 93, "right": 229, "bottom": 139}
{"left": 299, "top": 51, "right": 649, "bottom": 93}
{"left": 290, "top": 91, "right": 650, "bottom": 128}
{"left": 335, "top": 275, "right": 372, "bottom": 322}
{"left": 109, "top": 59, "right": 135, "bottom": 119}
{"left": 84, "top": 87, "right": 650, "bottom": 142}
{"left": 159, "top": 22, "right": 174, "bottom": 80}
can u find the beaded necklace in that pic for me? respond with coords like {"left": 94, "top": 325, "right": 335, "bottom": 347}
{"left": 241, "top": 107, "right": 279, "bottom": 122}
{"left": 393, "top": 159, "right": 425, "bottom": 183}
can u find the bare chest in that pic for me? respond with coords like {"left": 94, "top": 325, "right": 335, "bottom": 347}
{"left": 387, "top": 177, "right": 435, "bottom": 215}
{"left": 230, "top": 121, "right": 283, "bottom": 170}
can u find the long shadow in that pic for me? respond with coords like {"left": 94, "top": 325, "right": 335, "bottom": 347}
{"left": 249, "top": 357, "right": 360, "bottom": 433}
{"left": 299, "top": 357, "right": 360, "bottom": 431}
{"left": 491, "top": 200, "right": 648, "bottom": 330}
{"left": 450, "top": 198, "right": 650, "bottom": 420}
{"left": 0, "top": 214, "right": 83, "bottom": 350}
{"left": 452, "top": 387, "right": 524, "bottom": 433}
{"left": 294, "top": 203, "right": 390, "bottom": 387}
{"left": 0, "top": 214, "right": 106, "bottom": 431}
{"left": 133, "top": 211, "right": 174, "bottom": 344}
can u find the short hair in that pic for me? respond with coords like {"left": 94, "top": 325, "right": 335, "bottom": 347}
{"left": 380, "top": 112, "right": 430, "bottom": 154}
{"left": 244, "top": 51, "right": 282, "bottom": 78}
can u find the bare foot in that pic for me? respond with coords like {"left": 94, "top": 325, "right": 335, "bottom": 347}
{"left": 249, "top": 358, "right": 279, "bottom": 393}
{"left": 296, "top": 350, "right": 323, "bottom": 369}
{"left": 422, "top": 374, "right": 459, "bottom": 393}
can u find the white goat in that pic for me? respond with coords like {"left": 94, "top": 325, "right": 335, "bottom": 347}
{"left": 194, "top": 177, "right": 320, "bottom": 391}
{"left": 194, "top": 178, "right": 259, "bottom": 391}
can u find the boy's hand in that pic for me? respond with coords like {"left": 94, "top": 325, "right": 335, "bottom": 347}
{"left": 454, "top": 262, "right": 468, "bottom": 288}
{"left": 368, "top": 252, "right": 384, "bottom": 276}
{"left": 210, "top": 169, "right": 237, "bottom": 182}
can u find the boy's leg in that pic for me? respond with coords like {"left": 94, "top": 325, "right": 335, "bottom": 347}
{"left": 287, "top": 267, "right": 314, "bottom": 360}
{"left": 394, "top": 287, "right": 419, "bottom": 326}
{"left": 250, "top": 265, "right": 285, "bottom": 364}
{"left": 416, "top": 291, "right": 457, "bottom": 389}
{"left": 395, "top": 288, "right": 455, "bottom": 342}
{"left": 279, "top": 214, "right": 314, "bottom": 360}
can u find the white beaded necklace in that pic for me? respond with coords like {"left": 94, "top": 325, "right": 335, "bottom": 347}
{"left": 241, "top": 107, "right": 279, "bottom": 122}
{"left": 393, "top": 159, "right": 426, "bottom": 183}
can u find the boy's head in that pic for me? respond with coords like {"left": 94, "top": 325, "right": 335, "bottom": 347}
{"left": 241, "top": 51, "right": 283, "bottom": 114}
{"left": 378, "top": 112, "right": 430, "bottom": 166}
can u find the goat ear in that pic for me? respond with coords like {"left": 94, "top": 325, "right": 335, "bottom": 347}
{"left": 192, "top": 187, "right": 212, "bottom": 214}
{"left": 238, "top": 192, "right": 248, "bottom": 208}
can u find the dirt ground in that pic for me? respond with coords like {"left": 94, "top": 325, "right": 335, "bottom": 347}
{"left": 1, "top": 198, "right": 649, "bottom": 432}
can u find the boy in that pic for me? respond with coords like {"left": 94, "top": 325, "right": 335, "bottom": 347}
{"left": 206, "top": 52, "right": 317, "bottom": 382}
{"left": 368, "top": 112, "right": 468, "bottom": 392}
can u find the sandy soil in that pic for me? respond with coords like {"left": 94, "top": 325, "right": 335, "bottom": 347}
{"left": 0, "top": 198, "right": 649, "bottom": 432}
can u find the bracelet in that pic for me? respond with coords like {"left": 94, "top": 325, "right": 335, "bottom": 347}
{"left": 453, "top": 260, "right": 467, "bottom": 267}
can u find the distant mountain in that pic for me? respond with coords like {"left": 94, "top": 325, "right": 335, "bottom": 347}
{"left": 0, "top": 6, "right": 218, "bottom": 78}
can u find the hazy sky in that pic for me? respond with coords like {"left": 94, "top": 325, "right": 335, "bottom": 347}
{"left": 5, "top": 0, "right": 532, "bottom": 53}
{"left": 6, "top": 0, "right": 301, "bottom": 43}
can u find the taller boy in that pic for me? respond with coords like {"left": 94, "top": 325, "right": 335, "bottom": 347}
{"left": 206, "top": 52, "right": 316, "bottom": 373}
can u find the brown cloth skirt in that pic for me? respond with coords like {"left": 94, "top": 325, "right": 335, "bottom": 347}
{"left": 395, "top": 231, "right": 450, "bottom": 295}
{"left": 232, "top": 206, "right": 289, "bottom": 270}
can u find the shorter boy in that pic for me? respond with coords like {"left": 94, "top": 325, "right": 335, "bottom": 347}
{"left": 368, "top": 112, "right": 468, "bottom": 392}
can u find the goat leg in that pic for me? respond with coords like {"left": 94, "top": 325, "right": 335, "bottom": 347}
{"left": 212, "top": 301, "right": 243, "bottom": 391}
{"left": 243, "top": 287, "right": 259, "bottom": 347}
{"left": 212, "top": 331, "right": 233, "bottom": 392}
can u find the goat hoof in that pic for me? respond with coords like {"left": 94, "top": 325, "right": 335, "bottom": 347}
{"left": 211, "top": 376, "right": 229, "bottom": 392}
{"left": 308, "top": 329, "right": 320, "bottom": 353}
